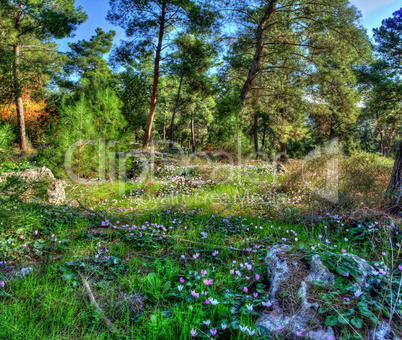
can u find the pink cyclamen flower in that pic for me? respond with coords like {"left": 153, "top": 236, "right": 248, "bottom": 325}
{"left": 296, "top": 331, "right": 302, "bottom": 337}
{"left": 382, "top": 252, "right": 386, "bottom": 256}
{"left": 0, "top": 281, "right": 4, "bottom": 287}
{"left": 191, "top": 329, "right": 197, "bottom": 337}
{"left": 180, "top": 277, "right": 185, "bottom": 284}
{"left": 203, "top": 320, "right": 210, "bottom": 326}
{"left": 243, "top": 287, "right": 248, "bottom": 293}
{"left": 201, "top": 269, "right": 207, "bottom": 276}
{"left": 278, "top": 326, "right": 283, "bottom": 331}
{"left": 210, "top": 328, "right": 217, "bottom": 336}
{"left": 221, "top": 324, "right": 227, "bottom": 330}
{"left": 230, "top": 269, "right": 234, "bottom": 275}
{"left": 344, "top": 273, "right": 349, "bottom": 278}
{"left": 20, "top": 235, "right": 23, "bottom": 239}
{"left": 253, "top": 292, "right": 258, "bottom": 298}
{"left": 34, "top": 230, "right": 38, "bottom": 235}
{"left": 205, "top": 299, "right": 210, "bottom": 305}
{"left": 375, "top": 263, "right": 379, "bottom": 267}
{"left": 342, "top": 249, "right": 346, "bottom": 253}
{"left": 255, "top": 274, "right": 260, "bottom": 280}
{"left": 398, "top": 265, "right": 402, "bottom": 271}
{"left": 181, "top": 255, "right": 185, "bottom": 260}
{"left": 23, "top": 243, "right": 27, "bottom": 248}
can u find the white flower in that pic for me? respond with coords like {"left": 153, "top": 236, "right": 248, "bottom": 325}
{"left": 209, "top": 298, "right": 219, "bottom": 306}
{"left": 262, "top": 300, "right": 273, "bottom": 307}
{"left": 245, "top": 304, "right": 253, "bottom": 312}
{"left": 178, "top": 285, "right": 183, "bottom": 292}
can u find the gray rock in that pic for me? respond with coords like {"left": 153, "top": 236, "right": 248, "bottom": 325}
{"left": 48, "top": 180, "right": 67, "bottom": 205}
{"left": 258, "top": 246, "right": 334, "bottom": 339}
{"left": 345, "top": 253, "right": 377, "bottom": 286}
{"left": 0, "top": 167, "right": 55, "bottom": 183}
{"left": 305, "top": 255, "right": 335, "bottom": 288}
{"left": 265, "top": 245, "right": 291, "bottom": 296}
{"left": 368, "top": 322, "right": 400, "bottom": 340}
{"left": 16, "top": 266, "right": 33, "bottom": 278}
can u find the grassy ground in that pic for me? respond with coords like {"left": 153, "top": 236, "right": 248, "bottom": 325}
{"left": 0, "top": 153, "right": 401, "bottom": 340}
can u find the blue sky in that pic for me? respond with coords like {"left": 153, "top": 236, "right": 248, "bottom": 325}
{"left": 58, "top": 0, "right": 402, "bottom": 55}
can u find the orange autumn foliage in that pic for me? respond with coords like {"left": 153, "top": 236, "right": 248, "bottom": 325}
{"left": 0, "top": 88, "right": 56, "bottom": 141}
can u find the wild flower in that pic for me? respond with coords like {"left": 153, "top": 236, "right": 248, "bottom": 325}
{"left": 262, "top": 300, "right": 273, "bottom": 307}
{"left": 191, "top": 329, "right": 197, "bottom": 337}
{"left": 80, "top": 263, "right": 85, "bottom": 267}
{"left": 178, "top": 285, "right": 183, "bottom": 292}
{"left": 210, "top": 328, "right": 217, "bottom": 336}
{"left": 201, "top": 232, "right": 207, "bottom": 239}
{"left": 221, "top": 324, "right": 227, "bottom": 330}
{"left": 253, "top": 292, "right": 258, "bottom": 298}
{"left": 193, "top": 253, "right": 200, "bottom": 259}
{"left": 245, "top": 304, "right": 253, "bottom": 312}
{"left": 239, "top": 325, "right": 248, "bottom": 333}
{"left": 354, "top": 288, "right": 363, "bottom": 298}
{"left": 230, "top": 269, "right": 234, "bottom": 275}
{"left": 247, "top": 328, "right": 255, "bottom": 336}
{"left": 399, "top": 265, "right": 402, "bottom": 271}
{"left": 342, "top": 249, "right": 346, "bottom": 253}
{"left": 201, "top": 269, "right": 207, "bottom": 276}
{"left": 180, "top": 277, "right": 185, "bottom": 284}
{"left": 0, "top": 281, "right": 4, "bottom": 287}
{"left": 203, "top": 320, "right": 210, "bottom": 326}
{"left": 205, "top": 299, "right": 210, "bottom": 305}
{"left": 255, "top": 274, "right": 260, "bottom": 280}
{"left": 181, "top": 255, "right": 185, "bottom": 260}
{"left": 243, "top": 287, "right": 248, "bottom": 293}
{"left": 209, "top": 298, "right": 219, "bottom": 306}
{"left": 296, "top": 331, "right": 302, "bottom": 337}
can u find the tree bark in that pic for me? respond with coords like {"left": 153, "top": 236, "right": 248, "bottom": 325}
{"left": 385, "top": 139, "right": 402, "bottom": 214}
{"left": 253, "top": 113, "right": 258, "bottom": 153}
{"left": 191, "top": 116, "right": 195, "bottom": 153}
{"left": 279, "top": 141, "right": 287, "bottom": 162}
{"left": 329, "top": 112, "right": 336, "bottom": 140}
{"left": 262, "top": 123, "right": 267, "bottom": 147}
{"left": 385, "top": 124, "right": 396, "bottom": 158}
{"left": 169, "top": 74, "right": 184, "bottom": 148}
{"left": 14, "top": 4, "right": 27, "bottom": 154}
{"left": 143, "top": 5, "right": 166, "bottom": 150}
{"left": 239, "top": 0, "right": 276, "bottom": 109}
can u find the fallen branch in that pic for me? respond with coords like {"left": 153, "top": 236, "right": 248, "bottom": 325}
{"left": 81, "top": 277, "right": 118, "bottom": 332}
{"left": 76, "top": 199, "right": 106, "bottom": 220}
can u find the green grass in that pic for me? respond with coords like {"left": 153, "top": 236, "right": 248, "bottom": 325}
{"left": 0, "top": 160, "right": 401, "bottom": 339}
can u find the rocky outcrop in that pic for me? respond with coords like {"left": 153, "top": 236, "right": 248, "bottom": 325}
{"left": 0, "top": 167, "right": 66, "bottom": 205}
{"left": 257, "top": 245, "right": 335, "bottom": 339}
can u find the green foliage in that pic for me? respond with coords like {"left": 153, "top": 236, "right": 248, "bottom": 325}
{"left": 42, "top": 72, "right": 128, "bottom": 178}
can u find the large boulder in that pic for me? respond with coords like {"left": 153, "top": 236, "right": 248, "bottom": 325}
{"left": 0, "top": 167, "right": 66, "bottom": 205}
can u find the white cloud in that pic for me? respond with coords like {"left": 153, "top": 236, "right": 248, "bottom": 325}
{"left": 349, "top": 0, "right": 395, "bottom": 16}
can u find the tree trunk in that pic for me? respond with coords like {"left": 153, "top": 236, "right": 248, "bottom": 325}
{"left": 385, "top": 124, "right": 396, "bottom": 158}
{"left": 253, "top": 113, "right": 258, "bottom": 153}
{"left": 239, "top": 0, "right": 277, "bottom": 110}
{"left": 169, "top": 74, "right": 184, "bottom": 148}
{"left": 329, "top": 112, "right": 336, "bottom": 140}
{"left": 143, "top": 5, "right": 166, "bottom": 150}
{"left": 14, "top": 4, "right": 27, "bottom": 154}
{"left": 279, "top": 142, "right": 287, "bottom": 162}
{"left": 191, "top": 116, "right": 195, "bottom": 153}
{"left": 262, "top": 123, "right": 267, "bottom": 147}
{"left": 385, "top": 139, "right": 402, "bottom": 214}
{"left": 379, "top": 130, "right": 384, "bottom": 156}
